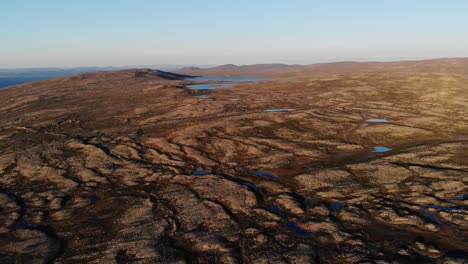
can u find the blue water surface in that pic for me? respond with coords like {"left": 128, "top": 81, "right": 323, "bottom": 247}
{"left": 187, "top": 77, "right": 271, "bottom": 82}
{"left": 194, "top": 95, "right": 210, "bottom": 99}
{"left": 254, "top": 171, "right": 278, "bottom": 179}
{"left": 192, "top": 170, "right": 209, "bottom": 176}
{"left": 372, "top": 146, "right": 392, "bottom": 153}
{"left": 264, "top": 108, "right": 296, "bottom": 113}
{"left": 367, "top": 118, "right": 389, "bottom": 123}
{"left": 287, "top": 221, "right": 311, "bottom": 237}
{"left": 270, "top": 204, "right": 282, "bottom": 213}
{"left": 330, "top": 202, "right": 345, "bottom": 212}
{"left": 187, "top": 83, "right": 234, "bottom": 90}
{"left": 243, "top": 182, "right": 259, "bottom": 190}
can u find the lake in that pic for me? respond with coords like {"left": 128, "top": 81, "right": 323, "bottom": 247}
{"left": 185, "top": 76, "right": 272, "bottom": 90}
{"left": 187, "top": 83, "right": 235, "bottom": 90}
{"left": 186, "top": 77, "right": 272, "bottom": 82}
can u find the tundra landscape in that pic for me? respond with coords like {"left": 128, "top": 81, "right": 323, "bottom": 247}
{"left": 0, "top": 59, "right": 467, "bottom": 263}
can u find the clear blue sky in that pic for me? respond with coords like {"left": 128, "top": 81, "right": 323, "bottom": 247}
{"left": 1, "top": 0, "right": 468, "bottom": 68}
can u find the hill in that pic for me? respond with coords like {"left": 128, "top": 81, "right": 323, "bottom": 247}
{"left": 0, "top": 65, "right": 199, "bottom": 88}
{"left": 178, "top": 58, "right": 468, "bottom": 77}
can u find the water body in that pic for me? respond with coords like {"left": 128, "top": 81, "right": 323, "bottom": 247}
{"left": 254, "top": 171, "right": 278, "bottom": 179}
{"left": 421, "top": 209, "right": 441, "bottom": 225}
{"left": 192, "top": 170, "right": 209, "bottom": 176}
{"left": 194, "top": 95, "right": 210, "bottom": 99}
{"left": 0, "top": 67, "right": 137, "bottom": 88}
{"left": 243, "top": 182, "right": 259, "bottom": 190}
{"left": 186, "top": 76, "right": 272, "bottom": 90}
{"left": 287, "top": 221, "right": 311, "bottom": 237}
{"left": 372, "top": 146, "right": 392, "bottom": 153}
{"left": 187, "top": 77, "right": 272, "bottom": 82}
{"left": 422, "top": 204, "right": 466, "bottom": 211}
{"left": 0, "top": 78, "right": 40, "bottom": 88}
{"left": 264, "top": 108, "right": 296, "bottom": 113}
{"left": 270, "top": 204, "right": 282, "bottom": 214}
{"left": 187, "top": 83, "right": 234, "bottom": 90}
{"left": 330, "top": 202, "right": 345, "bottom": 212}
{"left": 367, "top": 119, "right": 389, "bottom": 123}
{"left": 420, "top": 201, "right": 467, "bottom": 225}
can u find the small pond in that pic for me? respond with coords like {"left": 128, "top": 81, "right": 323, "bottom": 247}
{"left": 264, "top": 108, "right": 296, "bottom": 113}
{"left": 372, "top": 146, "right": 392, "bottom": 153}
{"left": 367, "top": 119, "right": 389, "bottom": 123}
{"left": 194, "top": 95, "right": 210, "bottom": 99}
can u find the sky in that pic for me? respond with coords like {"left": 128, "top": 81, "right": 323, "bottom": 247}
{"left": 1, "top": 0, "right": 468, "bottom": 68}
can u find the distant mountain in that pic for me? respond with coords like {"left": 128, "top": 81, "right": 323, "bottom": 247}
{"left": 0, "top": 64, "right": 209, "bottom": 88}
{"left": 177, "top": 58, "right": 468, "bottom": 78}
{"left": 3, "top": 58, "right": 468, "bottom": 88}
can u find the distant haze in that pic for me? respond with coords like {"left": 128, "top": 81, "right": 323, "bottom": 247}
{"left": 2, "top": 0, "right": 468, "bottom": 68}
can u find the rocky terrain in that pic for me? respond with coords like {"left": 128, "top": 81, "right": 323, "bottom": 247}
{"left": 0, "top": 61, "right": 467, "bottom": 263}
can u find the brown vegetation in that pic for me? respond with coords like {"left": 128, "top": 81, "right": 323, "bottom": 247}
{"left": 0, "top": 59, "right": 467, "bottom": 263}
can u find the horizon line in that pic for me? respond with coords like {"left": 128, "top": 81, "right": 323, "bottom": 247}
{"left": 1, "top": 56, "right": 468, "bottom": 71}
